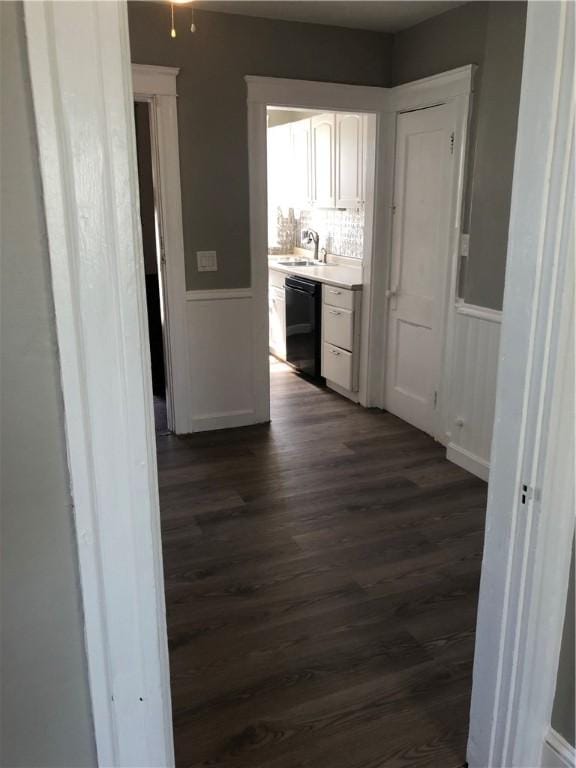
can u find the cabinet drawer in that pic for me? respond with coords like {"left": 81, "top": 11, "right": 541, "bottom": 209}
{"left": 323, "top": 284, "right": 355, "bottom": 311}
{"left": 269, "top": 268, "right": 286, "bottom": 289}
{"left": 322, "top": 343, "right": 353, "bottom": 390}
{"left": 323, "top": 305, "right": 353, "bottom": 351}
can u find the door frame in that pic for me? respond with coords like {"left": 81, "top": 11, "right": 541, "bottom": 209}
{"left": 21, "top": 0, "right": 572, "bottom": 765}
{"left": 467, "top": 3, "right": 575, "bottom": 766}
{"left": 245, "top": 75, "right": 388, "bottom": 412}
{"left": 23, "top": 3, "right": 174, "bottom": 765}
{"left": 132, "top": 64, "right": 191, "bottom": 435}
{"left": 381, "top": 68, "right": 474, "bottom": 441}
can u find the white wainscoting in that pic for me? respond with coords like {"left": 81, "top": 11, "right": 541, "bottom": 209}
{"left": 445, "top": 303, "right": 502, "bottom": 481}
{"left": 185, "top": 289, "right": 269, "bottom": 432}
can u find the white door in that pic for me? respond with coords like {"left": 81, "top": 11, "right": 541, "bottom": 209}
{"left": 336, "top": 113, "right": 364, "bottom": 208}
{"left": 311, "top": 114, "right": 335, "bottom": 207}
{"left": 384, "top": 103, "right": 455, "bottom": 437}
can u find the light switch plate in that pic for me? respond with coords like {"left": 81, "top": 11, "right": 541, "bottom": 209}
{"left": 197, "top": 250, "right": 217, "bottom": 272}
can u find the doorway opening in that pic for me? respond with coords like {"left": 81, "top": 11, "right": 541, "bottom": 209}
{"left": 134, "top": 99, "right": 170, "bottom": 435}
{"left": 265, "top": 106, "right": 377, "bottom": 410}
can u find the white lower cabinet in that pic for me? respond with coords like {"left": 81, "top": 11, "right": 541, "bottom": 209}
{"left": 323, "top": 343, "right": 353, "bottom": 390}
{"left": 321, "top": 284, "right": 361, "bottom": 397}
{"left": 269, "top": 269, "right": 286, "bottom": 360}
{"left": 323, "top": 305, "right": 354, "bottom": 351}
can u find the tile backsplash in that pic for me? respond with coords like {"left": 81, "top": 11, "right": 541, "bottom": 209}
{"left": 268, "top": 205, "right": 365, "bottom": 260}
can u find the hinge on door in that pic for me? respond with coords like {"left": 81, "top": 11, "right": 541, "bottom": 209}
{"left": 449, "top": 132, "right": 455, "bottom": 155}
{"left": 434, "top": 391, "right": 438, "bottom": 409}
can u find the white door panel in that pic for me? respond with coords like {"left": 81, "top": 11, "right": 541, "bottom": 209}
{"left": 385, "top": 104, "right": 455, "bottom": 436}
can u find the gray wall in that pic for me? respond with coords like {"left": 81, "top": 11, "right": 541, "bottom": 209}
{"left": 392, "top": 2, "right": 527, "bottom": 309}
{"left": 0, "top": 3, "right": 97, "bottom": 765}
{"left": 129, "top": 2, "right": 525, "bottom": 306}
{"left": 552, "top": 545, "right": 575, "bottom": 746}
{"left": 128, "top": 3, "right": 392, "bottom": 290}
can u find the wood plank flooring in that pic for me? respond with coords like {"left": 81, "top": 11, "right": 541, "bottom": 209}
{"left": 157, "top": 358, "right": 487, "bottom": 768}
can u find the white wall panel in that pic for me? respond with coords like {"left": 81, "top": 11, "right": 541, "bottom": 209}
{"left": 445, "top": 304, "right": 502, "bottom": 480}
{"left": 185, "top": 292, "right": 265, "bottom": 431}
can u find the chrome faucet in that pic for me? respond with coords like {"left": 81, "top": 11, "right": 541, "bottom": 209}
{"left": 302, "top": 228, "right": 320, "bottom": 262}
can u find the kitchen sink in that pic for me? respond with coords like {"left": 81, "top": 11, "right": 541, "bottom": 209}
{"left": 276, "top": 259, "right": 315, "bottom": 266}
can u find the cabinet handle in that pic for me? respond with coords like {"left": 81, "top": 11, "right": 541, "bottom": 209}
{"left": 328, "top": 289, "right": 341, "bottom": 295}
{"left": 328, "top": 309, "right": 341, "bottom": 316}
{"left": 330, "top": 349, "right": 341, "bottom": 356}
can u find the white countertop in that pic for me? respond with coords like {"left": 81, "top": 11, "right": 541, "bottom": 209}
{"left": 268, "top": 256, "right": 362, "bottom": 290}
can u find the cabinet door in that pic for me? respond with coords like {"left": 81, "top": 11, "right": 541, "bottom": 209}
{"left": 269, "top": 287, "right": 286, "bottom": 360}
{"left": 290, "top": 119, "right": 311, "bottom": 208}
{"left": 336, "top": 113, "right": 364, "bottom": 208}
{"left": 311, "top": 114, "right": 336, "bottom": 208}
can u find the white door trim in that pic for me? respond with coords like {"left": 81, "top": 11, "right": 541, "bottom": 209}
{"left": 132, "top": 64, "right": 192, "bottom": 434}
{"left": 387, "top": 65, "right": 475, "bottom": 113}
{"left": 379, "top": 67, "right": 474, "bottom": 439}
{"left": 468, "top": 3, "right": 575, "bottom": 766}
{"left": 23, "top": 3, "right": 174, "bottom": 765}
{"left": 246, "top": 75, "right": 388, "bottom": 411}
{"left": 245, "top": 75, "right": 387, "bottom": 113}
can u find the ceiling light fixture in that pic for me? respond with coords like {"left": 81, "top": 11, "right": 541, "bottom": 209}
{"left": 170, "top": 0, "right": 196, "bottom": 38}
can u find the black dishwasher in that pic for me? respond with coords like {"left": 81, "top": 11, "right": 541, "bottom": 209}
{"left": 285, "top": 276, "right": 322, "bottom": 380}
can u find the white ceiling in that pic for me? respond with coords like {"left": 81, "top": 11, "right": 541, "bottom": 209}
{"left": 193, "top": 1, "right": 466, "bottom": 34}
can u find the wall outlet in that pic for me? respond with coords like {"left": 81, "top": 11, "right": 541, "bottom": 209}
{"left": 197, "top": 250, "right": 217, "bottom": 272}
{"left": 460, "top": 234, "right": 470, "bottom": 258}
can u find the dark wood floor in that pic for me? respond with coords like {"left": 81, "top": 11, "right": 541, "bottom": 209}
{"left": 157, "top": 358, "right": 487, "bottom": 768}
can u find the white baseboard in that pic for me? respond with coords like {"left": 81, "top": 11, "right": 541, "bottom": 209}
{"left": 446, "top": 442, "right": 490, "bottom": 481}
{"left": 542, "top": 728, "right": 576, "bottom": 768}
{"left": 190, "top": 410, "right": 268, "bottom": 433}
{"left": 326, "top": 379, "right": 359, "bottom": 403}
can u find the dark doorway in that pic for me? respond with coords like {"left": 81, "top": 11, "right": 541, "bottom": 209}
{"left": 134, "top": 101, "right": 168, "bottom": 434}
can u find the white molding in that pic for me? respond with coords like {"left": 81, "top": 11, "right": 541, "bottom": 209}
{"left": 132, "top": 63, "right": 180, "bottom": 97}
{"left": 542, "top": 729, "right": 576, "bottom": 768}
{"left": 455, "top": 301, "right": 503, "bottom": 323}
{"left": 246, "top": 75, "right": 391, "bottom": 417}
{"left": 186, "top": 288, "right": 253, "bottom": 301}
{"left": 446, "top": 444, "right": 490, "bottom": 482}
{"left": 326, "top": 379, "right": 360, "bottom": 403}
{"left": 245, "top": 75, "right": 387, "bottom": 113}
{"left": 388, "top": 65, "right": 476, "bottom": 113}
{"left": 132, "top": 64, "right": 191, "bottom": 435}
{"left": 24, "top": 3, "right": 174, "bottom": 766}
{"left": 191, "top": 410, "right": 257, "bottom": 432}
{"left": 468, "top": 3, "right": 575, "bottom": 766}
{"left": 247, "top": 97, "right": 273, "bottom": 426}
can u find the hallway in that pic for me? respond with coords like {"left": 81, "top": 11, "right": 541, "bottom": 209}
{"left": 157, "top": 359, "right": 487, "bottom": 767}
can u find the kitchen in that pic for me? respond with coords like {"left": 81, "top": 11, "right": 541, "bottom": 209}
{"left": 267, "top": 107, "right": 373, "bottom": 401}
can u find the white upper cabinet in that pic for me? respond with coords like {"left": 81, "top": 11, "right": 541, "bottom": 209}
{"left": 335, "top": 114, "right": 365, "bottom": 208}
{"left": 290, "top": 118, "right": 311, "bottom": 208}
{"left": 267, "top": 113, "right": 366, "bottom": 212}
{"left": 311, "top": 114, "right": 336, "bottom": 208}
